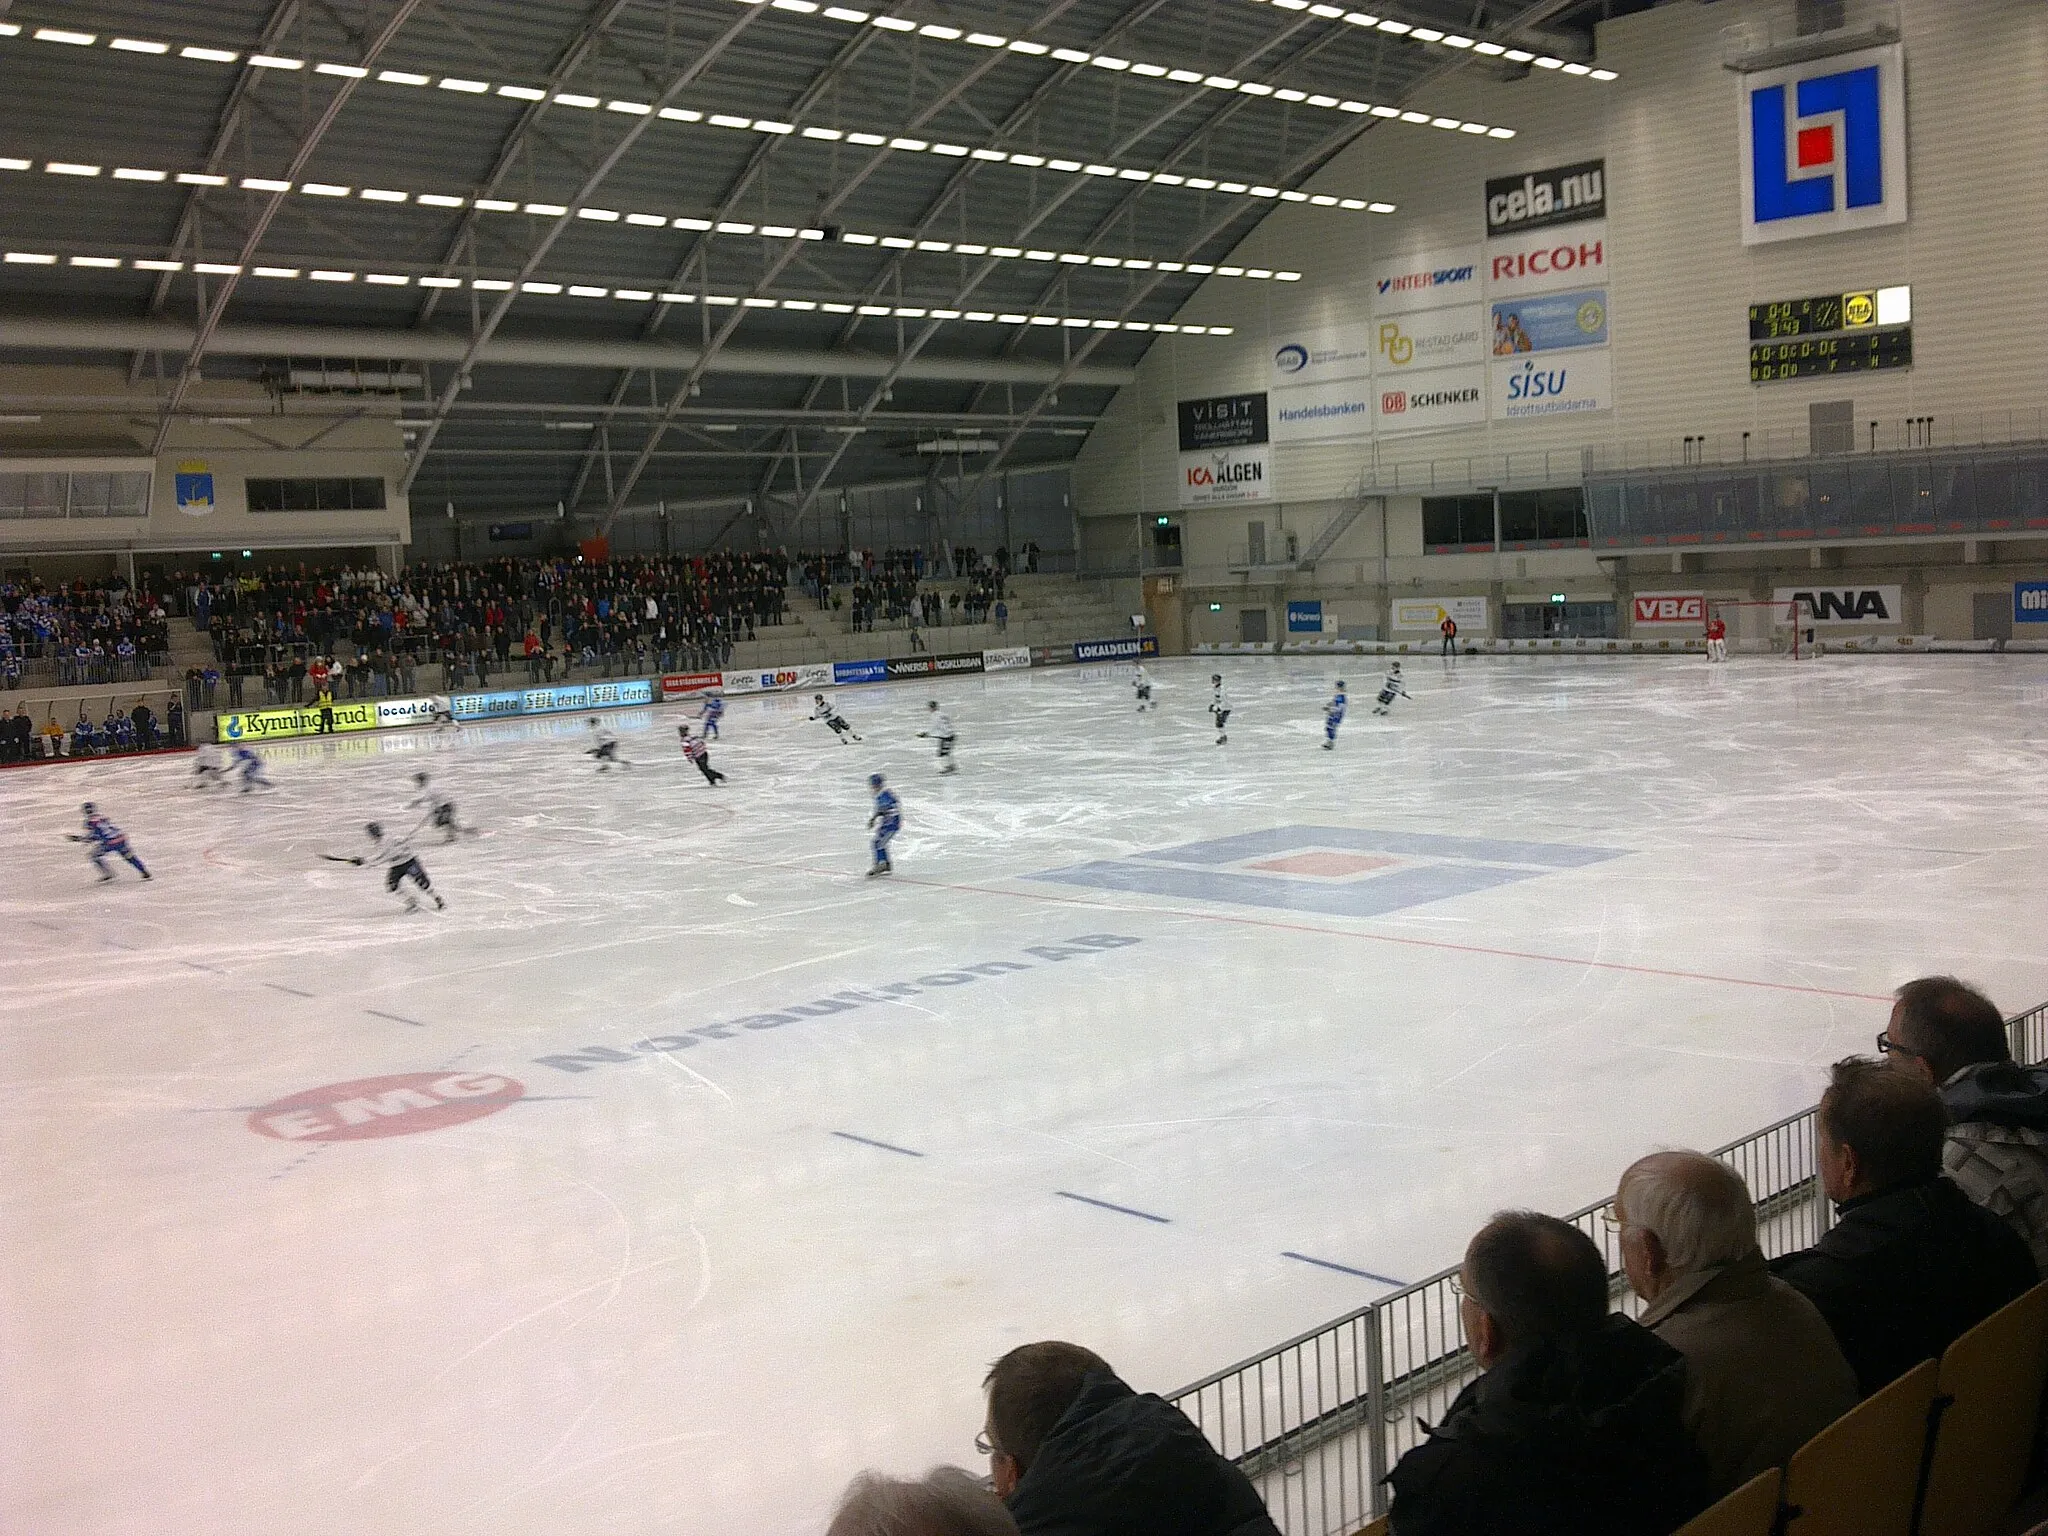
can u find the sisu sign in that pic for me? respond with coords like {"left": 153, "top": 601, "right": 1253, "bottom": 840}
{"left": 1490, "top": 349, "right": 1611, "bottom": 421}
{"left": 1739, "top": 43, "right": 1908, "bottom": 245}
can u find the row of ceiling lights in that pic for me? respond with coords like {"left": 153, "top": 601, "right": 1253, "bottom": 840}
{"left": 1237, "top": 0, "right": 1615, "bottom": 78}
{"left": 0, "top": 248, "right": 1238, "bottom": 334}
{"left": 0, "top": 20, "right": 1520, "bottom": 172}
{"left": 0, "top": 156, "right": 1329, "bottom": 277}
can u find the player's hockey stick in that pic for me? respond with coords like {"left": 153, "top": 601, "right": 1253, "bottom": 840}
{"left": 319, "top": 853, "right": 365, "bottom": 865}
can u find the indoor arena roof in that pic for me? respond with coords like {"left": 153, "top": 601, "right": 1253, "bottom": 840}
{"left": 0, "top": 0, "right": 1638, "bottom": 522}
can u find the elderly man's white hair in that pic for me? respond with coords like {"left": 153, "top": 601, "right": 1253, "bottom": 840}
{"left": 1617, "top": 1149, "right": 1758, "bottom": 1270}
{"left": 826, "top": 1466, "right": 1019, "bottom": 1536}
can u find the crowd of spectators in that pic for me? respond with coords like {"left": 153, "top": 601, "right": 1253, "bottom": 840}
{"left": 0, "top": 696, "right": 187, "bottom": 761}
{"left": 825, "top": 974, "right": 2048, "bottom": 1536}
{"left": 0, "top": 575, "right": 172, "bottom": 690}
{"left": 803, "top": 545, "right": 1025, "bottom": 636}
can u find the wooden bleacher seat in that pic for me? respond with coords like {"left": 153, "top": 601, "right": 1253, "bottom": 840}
{"left": 1917, "top": 1280, "right": 2048, "bottom": 1536}
{"left": 1780, "top": 1359, "right": 1939, "bottom": 1536}
{"left": 1671, "top": 1469, "right": 1782, "bottom": 1536}
{"left": 1349, "top": 1517, "right": 1389, "bottom": 1536}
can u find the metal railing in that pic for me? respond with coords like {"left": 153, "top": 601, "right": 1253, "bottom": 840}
{"left": 1169, "top": 996, "right": 2048, "bottom": 1536}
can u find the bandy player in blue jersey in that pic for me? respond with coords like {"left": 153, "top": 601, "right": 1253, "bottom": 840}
{"left": 866, "top": 773, "right": 901, "bottom": 876}
{"left": 71, "top": 803, "right": 150, "bottom": 882}
{"left": 1323, "top": 681, "right": 1347, "bottom": 750}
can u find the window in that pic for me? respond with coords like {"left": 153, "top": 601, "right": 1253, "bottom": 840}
{"left": 246, "top": 476, "right": 387, "bottom": 512}
{"left": 0, "top": 467, "right": 150, "bottom": 518}
{"left": 1498, "top": 488, "right": 1588, "bottom": 544}
{"left": 1421, "top": 495, "right": 1496, "bottom": 549}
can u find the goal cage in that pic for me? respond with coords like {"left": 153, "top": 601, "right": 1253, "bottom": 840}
{"left": 1707, "top": 599, "right": 1809, "bottom": 658}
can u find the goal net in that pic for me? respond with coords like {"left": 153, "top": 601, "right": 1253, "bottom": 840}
{"left": 1709, "top": 599, "right": 1807, "bottom": 658}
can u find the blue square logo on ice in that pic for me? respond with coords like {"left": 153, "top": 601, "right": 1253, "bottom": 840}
{"left": 1027, "top": 826, "right": 1622, "bottom": 918}
{"left": 1739, "top": 44, "right": 1907, "bottom": 245}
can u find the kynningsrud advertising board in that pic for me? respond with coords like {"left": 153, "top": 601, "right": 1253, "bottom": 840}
{"left": 1392, "top": 596, "right": 1489, "bottom": 632}
{"left": 1739, "top": 43, "right": 1907, "bottom": 246}
{"left": 1075, "top": 636, "right": 1161, "bottom": 662}
{"left": 885, "top": 656, "right": 935, "bottom": 678}
{"left": 217, "top": 699, "right": 380, "bottom": 743}
{"left": 1371, "top": 247, "right": 1481, "bottom": 315}
{"left": 1490, "top": 348, "right": 1612, "bottom": 421}
{"left": 1490, "top": 289, "right": 1608, "bottom": 355}
{"left": 932, "top": 652, "right": 985, "bottom": 676}
{"left": 1270, "top": 322, "right": 1376, "bottom": 386}
{"left": 660, "top": 671, "right": 724, "bottom": 699}
{"left": 1485, "top": 222, "right": 1608, "bottom": 302}
{"left": 831, "top": 659, "right": 888, "bottom": 684}
{"left": 1630, "top": 592, "right": 1707, "bottom": 628}
{"left": 982, "top": 646, "right": 1032, "bottom": 671}
{"left": 1272, "top": 378, "right": 1374, "bottom": 443}
{"left": 450, "top": 679, "right": 655, "bottom": 721}
{"left": 1774, "top": 586, "right": 1903, "bottom": 626}
{"left": 1485, "top": 159, "right": 1607, "bottom": 237}
{"left": 1180, "top": 443, "right": 1273, "bottom": 507}
{"left": 1374, "top": 306, "right": 1487, "bottom": 373}
{"left": 1176, "top": 392, "right": 1268, "bottom": 452}
{"left": 1376, "top": 366, "right": 1488, "bottom": 434}
{"left": 719, "top": 664, "right": 832, "bottom": 694}
{"left": 2017, "top": 582, "right": 2048, "bottom": 624}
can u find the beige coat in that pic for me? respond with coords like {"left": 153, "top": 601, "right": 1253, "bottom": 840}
{"left": 1639, "top": 1249, "right": 1859, "bottom": 1493}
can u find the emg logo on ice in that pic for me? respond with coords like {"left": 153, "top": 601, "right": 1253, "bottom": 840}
{"left": 1740, "top": 44, "right": 1907, "bottom": 245}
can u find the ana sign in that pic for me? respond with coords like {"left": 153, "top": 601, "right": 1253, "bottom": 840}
{"left": 1631, "top": 592, "right": 1706, "bottom": 627}
{"left": 1774, "top": 585, "right": 1903, "bottom": 625}
{"left": 1740, "top": 43, "right": 1908, "bottom": 245}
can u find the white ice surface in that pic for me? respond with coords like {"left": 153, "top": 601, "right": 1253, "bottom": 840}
{"left": 4, "top": 654, "right": 2046, "bottom": 1536}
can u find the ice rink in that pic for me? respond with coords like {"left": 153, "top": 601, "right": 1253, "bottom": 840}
{"left": 6, "top": 652, "right": 2047, "bottom": 1536}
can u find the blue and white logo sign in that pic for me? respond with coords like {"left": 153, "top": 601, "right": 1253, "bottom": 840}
{"left": 1286, "top": 601, "right": 1325, "bottom": 634}
{"left": 1274, "top": 343, "right": 1310, "bottom": 375}
{"left": 174, "top": 462, "right": 215, "bottom": 517}
{"left": 1489, "top": 348, "right": 1612, "bottom": 421}
{"left": 1739, "top": 43, "right": 1907, "bottom": 245}
{"left": 2016, "top": 582, "right": 2048, "bottom": 625}
{"left": 1268, "top": 322, "right": 1375, "bottom": 386}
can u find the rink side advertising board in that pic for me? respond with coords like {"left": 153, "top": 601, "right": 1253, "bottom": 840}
{"left": 450, "top": 679, "right": 654, "bottom": 721}
{"left": 660, "top": 671, "right": 723, "bottom": 699}
{"left": 375, "top": 696, "right": 446, "bottom": 727}
{"left": 1774, "top": 585, "right": 1903, "bottom": 625}
{"left": 216, "top": 699, "right": 380, "bottom": 743}
{"left": 933, "top": 651, "right": 985, "bottom": 675}
{"left": 832, "top": 659, "right": 888, "bottom": 684}
{"left": 983, "top": 646, "right": 1032, "bottom": 671}
{"left": 1392, "top": 596, "right": 1488, "bottom": 632}
{"left": 719, "top": 664, "right": 832, "bottom": 694}
{"left": 2017, "top": 582, "right": 2048, "bottom": 624}
{"left": 1074, "top": 636, "right": 1160, "bottom": 662}
{"left": 885, "top": 656, "right": 935, "bottom": 678}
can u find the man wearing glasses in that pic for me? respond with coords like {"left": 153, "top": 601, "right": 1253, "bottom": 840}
{"left": 1878, "top": 975, "right": 2048, "bottom": 1272}
{"left": 978, "top": 1341, "right": 1277, "bottom": 1535}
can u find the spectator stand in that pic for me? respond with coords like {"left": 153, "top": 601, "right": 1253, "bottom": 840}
{"left": 1166, "top": 998, "right": 2048, "bottom": 1536}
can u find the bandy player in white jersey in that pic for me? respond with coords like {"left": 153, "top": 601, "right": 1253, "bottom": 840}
{"left": 1132, "top": 664, "right": 1154, "bottom": 711}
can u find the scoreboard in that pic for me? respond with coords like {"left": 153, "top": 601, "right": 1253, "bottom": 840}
{"left": 1748, "top": 287, "right": 1911, "bottom": 383}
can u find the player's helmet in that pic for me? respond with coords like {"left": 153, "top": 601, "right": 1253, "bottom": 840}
{"left": 81, "top": 801, "right": 95, "bottom": 816}
{"left": 366, "top": 822, "right": 383, "bottom": 837}
{"left": 1212, "top": 674, "right": 1221, "bottom": 683}
{"left": 1391, "top": 662, "right": 1401, "bottom": 673}
{"left": 413, "top": 771, "right": 428, "bottom": 786}
{"left": 814, "top": 694, "right": 824, "bottom": 703}
{"left": 1336, "top": 680, "right": 1346, "bottom": 689}
{"left": 869, "top": 773, "right": 885, "bottom": 789}
{"left": 587, "top": 717, "right": 598, "bottom": 727}
{"left": 927, "top": 700, "right": 938, "bottom": 710}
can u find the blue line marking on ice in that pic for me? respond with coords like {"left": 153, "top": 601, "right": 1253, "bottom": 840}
{"left": 831, "top": 1131, "right": 926, "bottom": 1157}
{"left": 1143, "top": 825, "right": 1623, "bottom": 869}
{"left": 1056, "top": 1191, "right": 1172, "bottom": 1224}
{"left": 1032, "top": 859, "right": 1533, "bottom": 917}
{"left": 367, "top": 1009, "right": 429, "bottom": 1027}
{"left": 1280, "top": 1250, "right": 1405, "bottom": 1286}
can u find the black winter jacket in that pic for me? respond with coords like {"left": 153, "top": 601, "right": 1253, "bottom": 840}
{"left": 1770, "top": 1173, "right": 2036, "bottom": 1397}
{"left": 1004, "top": 1371, "right": 1279, "bottom": 1536}
{"left": 1387, "top": 1314, "right": 1711, "bottom": 1536}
